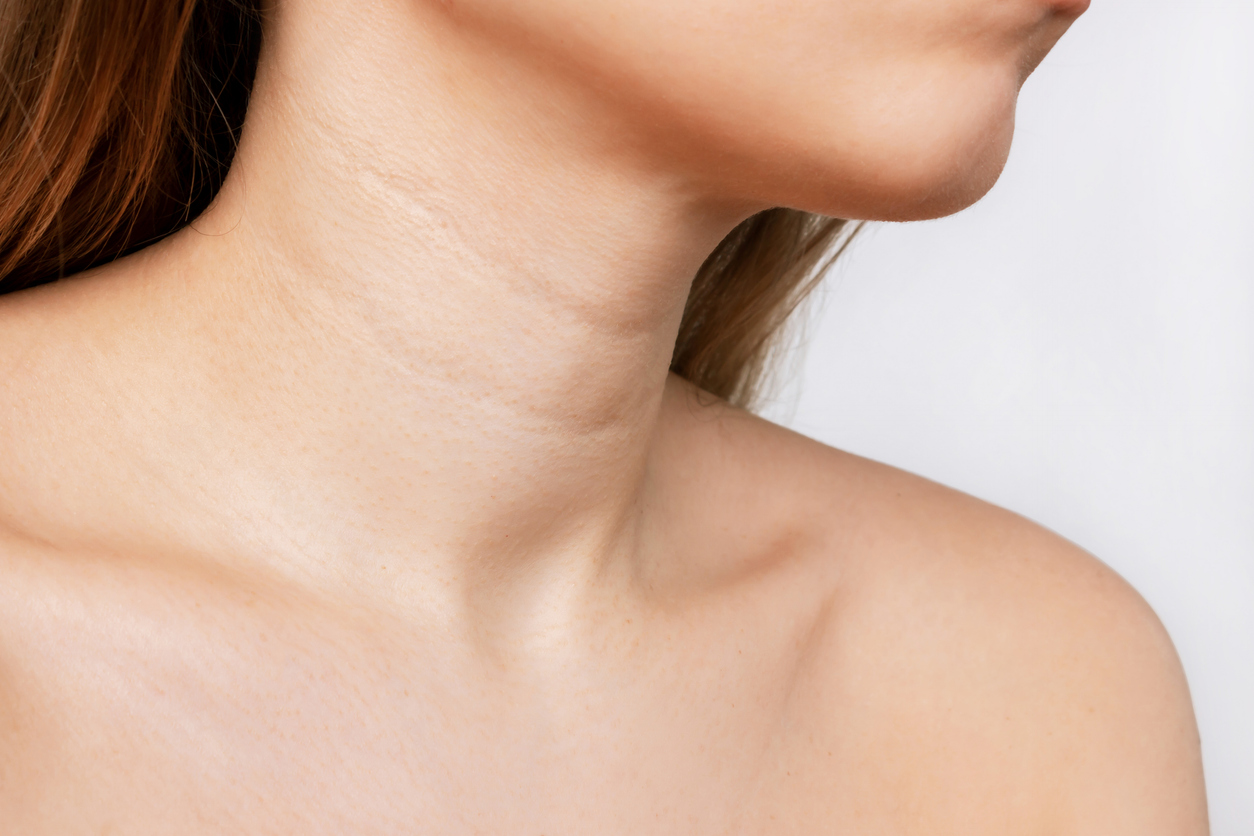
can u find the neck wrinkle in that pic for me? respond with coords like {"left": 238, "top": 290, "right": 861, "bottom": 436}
{"left": 140, "top": 0, "right": 743, "bottom": 615}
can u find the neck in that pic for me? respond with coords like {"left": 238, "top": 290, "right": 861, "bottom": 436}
{"left": 128, "top": 0, "right": 744, "bottom": 603}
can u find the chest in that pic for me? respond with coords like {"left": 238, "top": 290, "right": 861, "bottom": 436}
{"left": 0, "top": 558, "right": 1044, "bottom": 836}
{"left": 3, "top": 590, "right": 829, "bottom": 835}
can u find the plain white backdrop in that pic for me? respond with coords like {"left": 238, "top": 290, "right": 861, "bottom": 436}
{"left": 762, "top": 1, "right": 1254, "bottom": 831}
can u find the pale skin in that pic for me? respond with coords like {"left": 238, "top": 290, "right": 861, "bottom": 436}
{"left": 0, "top": 0, "right": 1207, "bottom": 832}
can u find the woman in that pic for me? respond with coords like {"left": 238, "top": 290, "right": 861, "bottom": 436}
{"left": 0, "top": 0, "right": 1208, "bottom": 831}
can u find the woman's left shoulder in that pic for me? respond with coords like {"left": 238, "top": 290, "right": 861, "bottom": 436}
{"left": 778, "top": 426, "right": 1208, "bottom": 835}
{"left": 665, "top": 388, "right": 1208, "bottom": 834}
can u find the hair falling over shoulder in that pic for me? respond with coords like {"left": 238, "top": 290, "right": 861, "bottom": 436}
{"left": 0, "top": 0, "right": 262, "bottom": 291}
{"left": 0, "top": 0, "right": 856, "bottom": 410}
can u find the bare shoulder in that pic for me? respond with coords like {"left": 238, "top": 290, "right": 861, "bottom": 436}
{"left": 0, "top": 530, "right": 71, "bottom": 825}
{"left": 776, "top": 422, "right": 1206, "bottom": 835}
{"left": 660, "top": 382, "right": 1207, "bottom": 834}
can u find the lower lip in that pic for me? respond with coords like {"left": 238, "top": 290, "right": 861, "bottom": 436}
{"left": 1049, "top": 0, "right": 1091, "bottom": 16}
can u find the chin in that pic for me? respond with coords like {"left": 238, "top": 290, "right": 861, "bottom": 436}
{"left": 876, "top": 138, "right": 1014, "bottom": 222}
{"left": 802, "top": 101, "right": 1019, "bottom": 223}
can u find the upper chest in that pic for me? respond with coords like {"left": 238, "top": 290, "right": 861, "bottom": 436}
{"left": 0, "top": 544, "right": 1059, "bottom": 836}
{"left": 0, "top": 553, "right": 848, "bottom": 834}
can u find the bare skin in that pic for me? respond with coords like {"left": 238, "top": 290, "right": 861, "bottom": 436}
{"left": 0, "top": 0, "right": 1206, "bottom": 832}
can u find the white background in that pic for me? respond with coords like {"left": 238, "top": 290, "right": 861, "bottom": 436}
{"left": 763, "top": 1, "right": 1253, "bottom": 831}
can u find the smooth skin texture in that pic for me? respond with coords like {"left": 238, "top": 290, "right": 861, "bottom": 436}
{"left": 0, "top": 0, "right": 1206, "bottom": 832}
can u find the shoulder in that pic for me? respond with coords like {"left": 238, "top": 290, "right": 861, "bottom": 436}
{"left": 660, "top": 380, "right": 1207, "bottom": 834}
{"left": 0, "top": 528, "right": 70, "bottom": 822}
{"left": 791, "top": 436, "right": 1207, "bottom": 835}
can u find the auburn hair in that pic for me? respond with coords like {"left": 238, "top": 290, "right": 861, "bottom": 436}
{"left": 0, "top": 0, "right": 855, "bottom": 408}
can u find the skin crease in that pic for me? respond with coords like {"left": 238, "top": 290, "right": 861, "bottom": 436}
{"left": 0, "top": 0, "right": 1208, "bottom": 832}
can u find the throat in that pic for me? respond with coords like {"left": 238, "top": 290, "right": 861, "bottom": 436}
{"left": 4, "top": 0, "right": 748, "bottom": 609}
